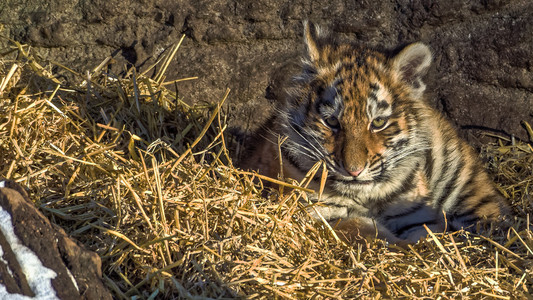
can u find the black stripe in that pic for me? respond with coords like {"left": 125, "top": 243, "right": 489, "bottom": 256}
{"left": 386, "top": 120, "right": 399, "bottom": 129}
{"left": 393, "top": 220, "right": 439, "bottom": 236}
{"left": 374, "top": 166, "right": 419, "bottom": 202}
{"left": 369, "top": 157, "right": 384, "bottom": 172}
{"left": 436, "top": 158, "right": 464, "bottom": 208}
{"left": 377, "top": 100, "right": 390, "bottom": 110}
{"left": 424, "top": 148, "right": 434, "bottom": 184}
{"left": 318, "top": 202, "right": 346, "bottom": 208}
{"left": 447, "top": 175, "right": 476, "bottom": 213}
{"left": 391, "top": 138, "right": 409, "bottom": 150}
{"left": 373, "top": 161, "right": 390, "bottom": 183}
{"left": 384, "top": 122, "right": 402, "bottom": 138}
{"left": 368, "top": 92, "right": 378, "bottom": 102}
{"left": 432, "top": 143, "right": 456, "bottom": 203}
{"left": 452, "top": 196, "right": 494, "bottom": 218}
{"left": 383, "top": 133, "right": 396, "bottom": 142}
{"left": 434, "top": 139, "right": 453, "bottom": 183}
{"left": 383, "top": 201, "right": 426, "bottom": 221}
{"left": 368, "top": 162, "right": 382, "bottom": 173}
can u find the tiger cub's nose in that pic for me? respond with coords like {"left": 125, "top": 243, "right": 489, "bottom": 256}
{"left": 347, "top": 168, "right": 364, "bottom": 177}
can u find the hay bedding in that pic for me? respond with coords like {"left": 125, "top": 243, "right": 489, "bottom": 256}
{"left": 1, "top": 37, "right": 532, "bottom": 299}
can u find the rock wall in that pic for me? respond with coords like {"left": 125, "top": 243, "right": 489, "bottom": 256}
{"left": 1, "top": 0, "right": 532, "bottom": 141}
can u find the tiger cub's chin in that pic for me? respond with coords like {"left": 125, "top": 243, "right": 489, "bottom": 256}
{"left": 242, "top": 21, "right": 510, "bottom": 243}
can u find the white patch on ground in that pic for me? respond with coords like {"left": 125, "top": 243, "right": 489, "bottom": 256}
{"left": 0, "top": 181, "right": 5, "bottom": 188}
{"left": 0, "top": 207, "right": 59, "bottom": 300}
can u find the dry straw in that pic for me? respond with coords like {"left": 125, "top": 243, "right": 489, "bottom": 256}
{"left": 1, "top": 36, "right": 532, "bottom": 299}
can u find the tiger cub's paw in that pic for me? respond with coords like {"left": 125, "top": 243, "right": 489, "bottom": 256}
{"left": 331, "top": 217, "right": 408, "bottom": 246}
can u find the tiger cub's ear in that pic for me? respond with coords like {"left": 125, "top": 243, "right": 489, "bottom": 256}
{"left": 392, "top": 43, "right": 432, "bottom": 98}
{"left": 302, "top": 21, "right": 328, "bottom": 67}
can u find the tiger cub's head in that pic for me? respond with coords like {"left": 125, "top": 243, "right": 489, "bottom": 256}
{"left": 279, "top": 22, "right": 432, "bottom": 195}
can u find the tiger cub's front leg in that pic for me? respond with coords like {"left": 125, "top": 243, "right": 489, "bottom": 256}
{"left": 333, "top": 217, "right": 404, "bottom": 244}
{"left": 306, "top": 193, "right": 405, "bottom": 243}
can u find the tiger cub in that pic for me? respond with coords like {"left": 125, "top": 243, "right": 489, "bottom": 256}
{"left": 244, "top": 22, "right": 509, "bottom": 243}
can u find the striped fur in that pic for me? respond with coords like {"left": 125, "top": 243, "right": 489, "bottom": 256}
{"left": 244, "top": 22, "right": 509, "bottom": 243}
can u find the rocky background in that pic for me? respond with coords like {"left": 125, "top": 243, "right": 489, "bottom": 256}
{"left": 2, "top": 0, "right": 532, "bottom": 143}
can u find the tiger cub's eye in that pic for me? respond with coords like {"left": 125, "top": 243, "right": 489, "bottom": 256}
{"left": 370, "top": 117, "right": 388, "bottom": 131}
{"left": 324, "top": 116, "right": 340, "bottom": 129}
